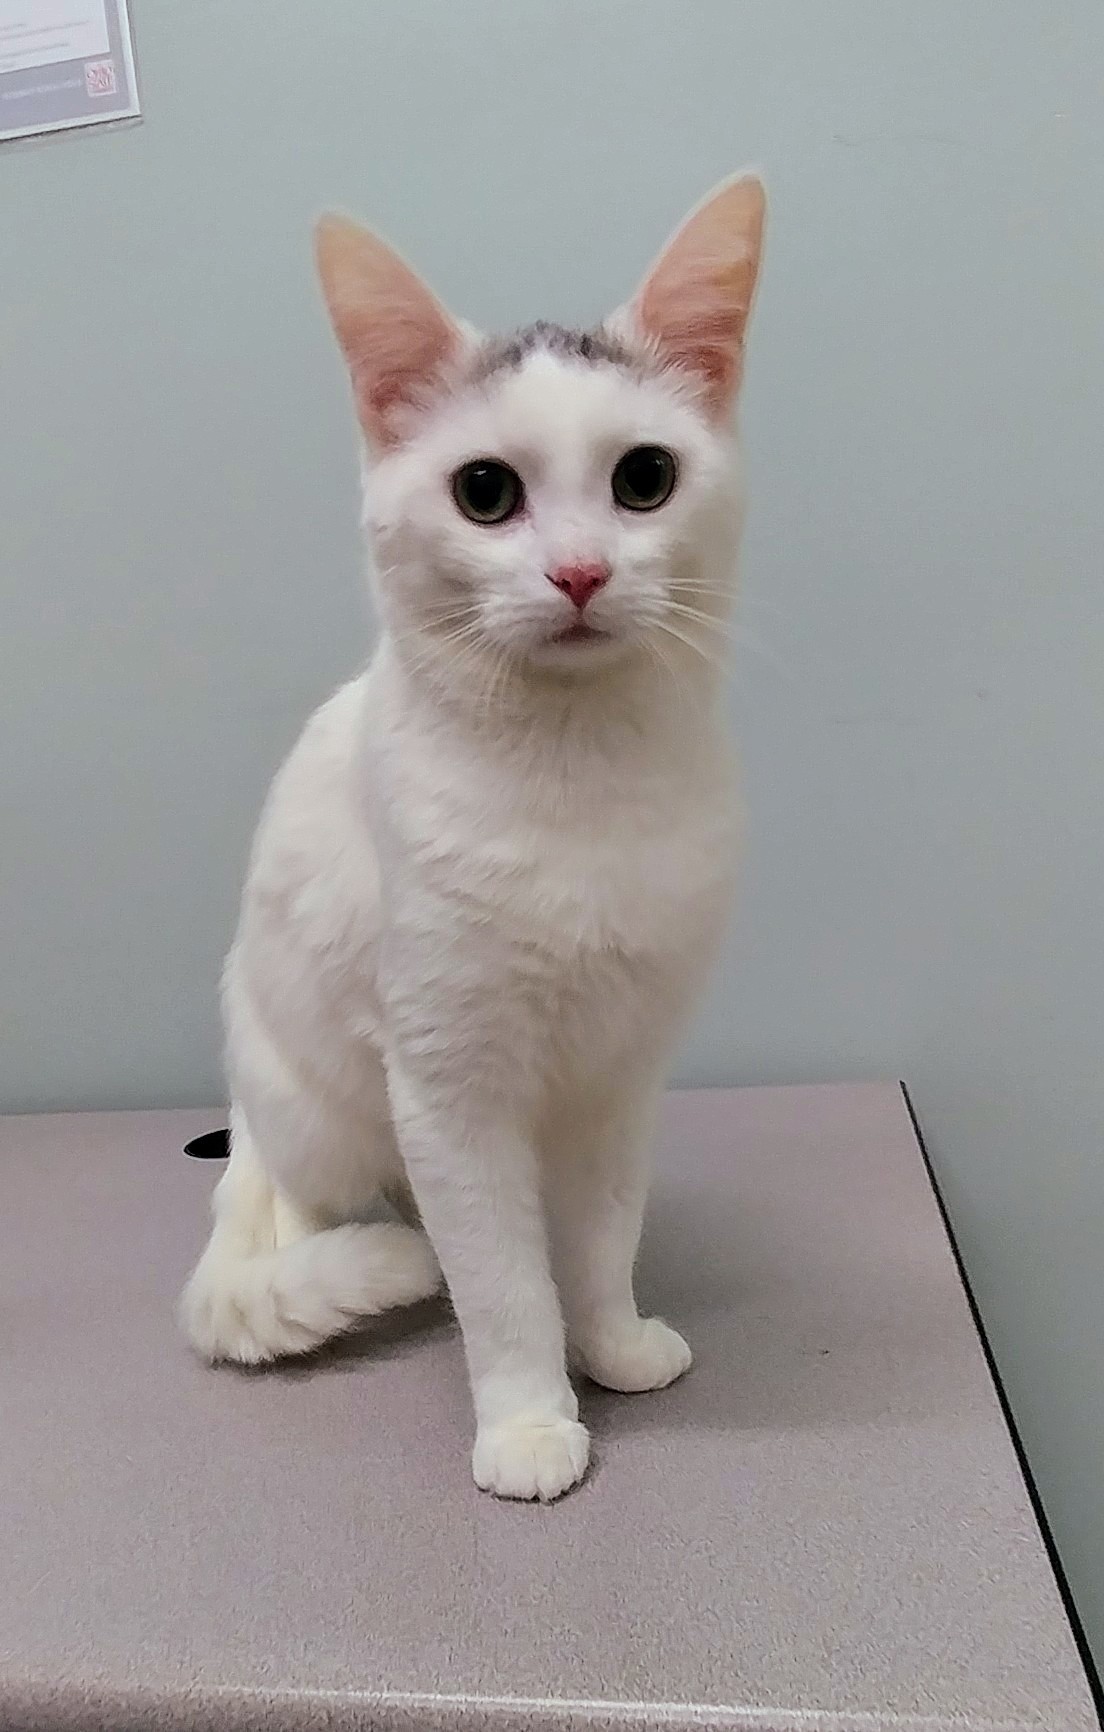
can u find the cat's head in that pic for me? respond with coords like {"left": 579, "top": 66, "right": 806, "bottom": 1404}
{"left": 316, "top": 177, "right": 764, "bottom": 680}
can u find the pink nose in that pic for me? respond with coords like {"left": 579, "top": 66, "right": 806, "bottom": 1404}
{"left": 547, "top": 560, "right": 611, "bottom": 611}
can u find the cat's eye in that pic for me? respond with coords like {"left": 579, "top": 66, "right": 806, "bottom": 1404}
{"left": 611, "top": 445, "right": 678, "bottom": 512}
{"left": 452, "top": 459, "right": 524, "bottom": 525}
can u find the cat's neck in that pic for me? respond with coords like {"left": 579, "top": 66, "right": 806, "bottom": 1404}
{"left": 362, "top": 631, "right": 731, "bottom": 836}
{"left": 376, "top": 628, "right": 726, "bottom": 767}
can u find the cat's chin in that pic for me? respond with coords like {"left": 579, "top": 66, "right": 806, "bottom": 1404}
{"left": 525, "top": 624, "right": 631, "bottom": 675}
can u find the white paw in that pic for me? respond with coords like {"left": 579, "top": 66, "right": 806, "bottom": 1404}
{"left": 472, "top": 1415, "right": 591, "bottom": 1502}
{"left": 577, "top": 1317, "right": 692, "bottom": 1393}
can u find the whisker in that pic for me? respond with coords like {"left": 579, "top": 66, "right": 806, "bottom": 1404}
{"left": 653, "top": 619, "right": 727, "bottom": 674}
{"left": 666, "top": 601, "right": 740, "bottom": 639}
{"left": 399, "top": 623, "right": 487, "bottom": 684}
{"left": 671, "top": 582, "right": 792, "bottom": 630}
{"left": 650, "top": 633, "right": 693, "bottom": 714}
{"left": 666, "top": 597, "right": 795, "bottom": 687}
{"left": 474, "top": 643, "right": 513, "bottom": 717}
{"left": 669, "top": 581, "right": 736, "bottom": 602}
{"left": 390, "top": 608, "right": 480, "bottom": 649}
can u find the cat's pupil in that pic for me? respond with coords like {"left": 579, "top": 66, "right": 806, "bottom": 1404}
{"left": 466, "top": 465, "right": 505, "bottom": 514}
{"left": 624, "top": 451, "right": 665, "bottom": 497}
{"left": 453, "top": 460, "right": 522, "bottom": 524}
{"left": 612, "top": 445, "right": 677, "bottom": 512}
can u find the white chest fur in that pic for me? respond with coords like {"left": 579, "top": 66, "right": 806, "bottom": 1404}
{"left": 366, "top": 656, "right": 738, "bottom": 967}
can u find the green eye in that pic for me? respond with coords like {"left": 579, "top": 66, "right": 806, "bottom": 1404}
{"left": 611, "top": 445, "right": 678, "bottom": 512}
{"left": 452, "top": 459, "right": 524, "bottom": 525}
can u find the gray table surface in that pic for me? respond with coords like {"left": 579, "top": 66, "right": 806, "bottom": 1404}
{"left": 0, "top": 1085, "right": 1096, "bottom": 1732}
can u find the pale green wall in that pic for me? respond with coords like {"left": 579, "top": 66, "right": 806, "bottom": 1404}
{"left": 2, "top": 0, "right": 1101, "bottom": 1668}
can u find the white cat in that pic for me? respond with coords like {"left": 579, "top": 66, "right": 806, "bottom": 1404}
{"left": 181, "top": 175, "right": 765, "bottom": 1500}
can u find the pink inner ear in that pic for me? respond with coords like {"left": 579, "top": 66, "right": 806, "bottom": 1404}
{"left": 640, "top": 272, "right": 747, "bottom": 409}
{"left": 354, "top": 315, "right": 458, "bottom": 444}
{"left": 633, "top": 178, "right": 764, "bottom": 418}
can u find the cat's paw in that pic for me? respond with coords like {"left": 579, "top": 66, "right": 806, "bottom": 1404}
{"left": 472, "top": 1415, "right": 590, "bottom": 1502}
{"left": 577, "top": 1317, "right": 692, "bottom": 1393}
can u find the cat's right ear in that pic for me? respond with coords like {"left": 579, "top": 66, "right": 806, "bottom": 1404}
{"left": 315, "top": 216, "right": 467, "bottom": 449}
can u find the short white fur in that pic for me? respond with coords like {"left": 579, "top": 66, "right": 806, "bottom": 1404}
{"left": 181, "top": 175, "right": 765, "bottom": 1500}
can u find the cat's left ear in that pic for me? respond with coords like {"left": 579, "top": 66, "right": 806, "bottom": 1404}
{"left": 315, "top": 215, "right": 469, "bottom": 448}
{"left": 614, "top": 174, "right": 766, "bottom": 420}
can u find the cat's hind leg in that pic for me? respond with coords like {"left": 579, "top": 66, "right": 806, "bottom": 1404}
{"left": 180, "top": 1109, "right": 440, "bottom": 1364}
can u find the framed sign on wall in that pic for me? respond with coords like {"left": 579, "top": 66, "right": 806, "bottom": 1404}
{"left": 0, "top": 0, "right": 139, "bottom": 143}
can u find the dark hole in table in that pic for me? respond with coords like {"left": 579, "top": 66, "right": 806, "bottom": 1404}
{"left": 184, "top": 1129, "right": 229, "bottom": 1160}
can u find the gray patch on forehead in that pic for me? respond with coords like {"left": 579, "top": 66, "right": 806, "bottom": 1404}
{"left": 469, "top": 319, "right": 646, "bottom": 382}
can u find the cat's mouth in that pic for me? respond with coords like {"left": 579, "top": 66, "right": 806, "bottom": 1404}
{"left": 528, "top": 616, "right": 627, "bottom": 671}
{"left": 549, "top": 620, "right": 609, "bottom": 646}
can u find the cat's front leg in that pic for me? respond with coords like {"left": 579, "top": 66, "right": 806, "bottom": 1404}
{"left": 548, "top": 1078, "right": 692, "bottom": 1395}
{"left": 386, "top": 1060, "right": 588, "bottom": 1501}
